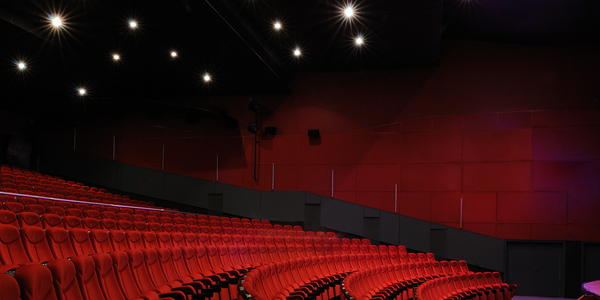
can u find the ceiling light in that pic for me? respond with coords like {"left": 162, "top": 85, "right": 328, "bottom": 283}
{"left": 355, "top": 36, "right": 364, "bottom": 46}
{"left": 51, "top": 15, "right": 63, "bottom": 28}
{"left": 343, "top": 5, "right": 355, "bottom": 18}
{"left": 274, "top": 22, "right": 282, "bottom": 30}
{"left": 129, "top": 21, "right": 138, "bottom": 29}
{"left": 293, "top": 48, "right": 301, "bottom": 57}
{"left": 170, "top": 51, "right": 178, "bottom": 57}
{"left": 78, "top": 88, "right": 87, "bottom": 96}
{"left": 17, "top": 62, "right": 26, "bottom": 70}
{"left": 203, "top": 74, "right": 211, "bottom": 82}
{"left": 113, "top": 54, "right": 120, "bottom": 61}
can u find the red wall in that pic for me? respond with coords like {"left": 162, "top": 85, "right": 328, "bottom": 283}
{"left": 37, "top": 40, "right": 600, "bottom": 241}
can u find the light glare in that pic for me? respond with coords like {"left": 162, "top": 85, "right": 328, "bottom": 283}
{"left": 171, "top": 51, "right": 177, "bottom": 57}
{"left": 129, "top": 21, "right": 138, "bottom": 29}
{"left": 343, "top": 6, "right": 354, "bottom": 18}
{"left": 355, "top": 36, "right": 364, "bottom": 46}
{"left": 293, "top": 48, "right": 301, "bottom": 57}
{"left": 78, "top": 88, "right": 87, "bottom": 96}
{"left": 17, "top": 62, "right": 26, "bottom": 70}
{"left": 274, "top": 22, "right": 282, "bottom": 30}
{"left": 113, "top": 54, "right": 120, "bottom": 61}
{"left": 203, "top": 74, "right": 211, "bottom": 82}
{"left": 51, "top": 16, "right": 63, "bottom": 27}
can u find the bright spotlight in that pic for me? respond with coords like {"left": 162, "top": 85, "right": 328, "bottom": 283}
{"left": 78, "top": 88, "right": 87, "bottom": 96}
{"left": 171, "top": 51, "right": 177, "bottom": 57}
{"left": 355, "top": 36, "right": 364, "bottom": 46}
{"left": 273, "top": 22, "right": 282, "bottom": 30}
{"left": 203, "top": 74, "right": 211, "bottom": 82}
{"left": 293, "top": 48, "right": 301, "bottom": 57}
{"left": 129, "top": 21, "right": 138, "bottom": 29}
{"left": 17, "top": 62, "right": 26, "bottom": 70}
{"left": 343, "top": 5, "right": 354, "bottom": 18}
{"left": 113, "top": 54, "right": 120, "bottom": 61}
{"left": 51, "top": 15, "right": 63, "bottom": 28}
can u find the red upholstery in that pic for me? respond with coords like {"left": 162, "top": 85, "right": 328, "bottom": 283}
{"left": 0, "top": 225, "right": 31, "bottom": 266}
{"left": 0, "top": 273, "right": 21, "bottom": 300}
{"left": 141, "top": 232, "right": 160, "bottom": 249}
{"left": 91, "top": 253, "right": 127, "bottom": 300}
{"left": 20, "top": 226, "right": 55, "bottom": 262}
{"left": 69, "top": 228, "right": 96, "bottom": 256}
{"left": 126, "top": 231, "right": 145, "bottom": 250}
{"left": 116, "top": 213, "right": 132, "bottom": 222}
{"left": 98, "top": 219, "right": 116, "bottom": 230}
{"left": 70, "top": 255, "right": 106, "bottom": 300}
{"left": 46, "top": 227, "right": 77, "bottom": 259}
{"left": 108, "top": 230, "right": 129, "bottom": 251}
{"left": 46, "top": 206, "right": 65, "bottom": 216}
{"left": 90, "top": 229, "right": 115, "bottom": 253}
{"left": 132, "top": 221, "right": 148, "bottom": 232}
{"left": 0, "top": 210, "right": 18, "bottom": 226}
{"left": 100, "top": 211, "right": 116, "bottom": 220}
{"left": 17, "top": 212, "right": 42, "bottom": 228}
{"left": 25, "top": 204, "right": 46, "bottom": 214}
{"left": 46, "top": 258, "right": 85, "bottom": 300}
{"left": 83, "top": 210, "right": 100, "bottom": 219}
{"left": 156, "top": 232, "right": 174, "bottom": 248}
{"left": 81, "top": 218, "right": 100, "bottom": 230}
{"left": 4, "top": 202, "right": 25, "bottom": 213}
{"left": 41, "top": 213, "right": 64, "bottom": 229}
{"left": 14, "top": 264, "right": 58, "bottom": 300}
{"left": 62, "top": 216, "right": 83, "bottom": 230}
{"left": 116, "top": 220, "right": 132, "bottom": 231}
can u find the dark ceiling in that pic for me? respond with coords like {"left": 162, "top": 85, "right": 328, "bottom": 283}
{"left": 1, "top": 0, "right": 599, "bottom": 124}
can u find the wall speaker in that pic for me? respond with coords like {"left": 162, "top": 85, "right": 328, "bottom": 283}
{"left": 247, "top": 123, "right": 258, "bottom": 133}
{"left": 265, "top": 126, "right": 277, "bottom": 135}
{"left": 308, "top": 129, "right": 320, "bottom": 138}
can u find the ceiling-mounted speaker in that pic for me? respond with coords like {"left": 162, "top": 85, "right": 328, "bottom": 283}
{"left": 248, "top": 99, "right": 261, "bottom": 112}
{"left": 247, "top": 123, "right": 258, "bottom": 133}
{"left": 265, "top": 126, "right": 277, "bottom": 135}
{"left": 308, "top": 129, "right": 320, "bottom": 138}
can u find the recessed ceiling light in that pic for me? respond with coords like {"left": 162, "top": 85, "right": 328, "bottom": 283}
{"left": 129, "top": 21, "right": 138, "bottom": 29}
{"left": 293, "top": 48, "right": 301, "bottom": 57}
{"left": 51, "top": 15, "right": 63, "bottom": 28}
{"left": 17, "top": 62, "right": 26, "bottom": 70}
{"left": 78, "top": 88, "right": 87, "bottom": 96}
{"left": 113, "top": 54, "right": 120, "bottom": 61}
{"left": 171, "top": 51, "right": 178, "bottom": 58}
{"left": 203, "top": 74, "right": 211, "bottom": 82}
{"left": 355, "top": 36, "right": 364, "bottom": 46}
{"left": 274, "top": 22, "right": 282, "bottom": 30}
{"left": 343, "top": 5, "right": 355, "bottom": 18}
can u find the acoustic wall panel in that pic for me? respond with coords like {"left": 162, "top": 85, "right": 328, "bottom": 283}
{"left": 260, "top": 191, "right": 305, "bottom": 221}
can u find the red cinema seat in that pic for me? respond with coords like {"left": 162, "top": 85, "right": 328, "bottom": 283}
{"left": 126, "top": 231, "right": 145, "bottom": 250}
{"left": 91, "top": 253, "right": 128, "bottom": 300}
{"left": 26, "top": 204, "right": 46, "bottom": 214}
{"left": 90, "top": 229, "right": 115, "bottom": 253}
{"left": 81, "top": 217, "right": 100, "bottom": 230}
{"left": 41, "top": 213, "right": 64, "bottom": 229}
{"left": 65, "top": 208, "right": 83, "bottom": 217}
{"left": 198, "top": 234, "right": 210, "bottom": 246}
{"left": 98, "top": 219, "right": 116, "bottom": 230}
{"left": 63, "top": 216, "right": 83, "bottom": 230}
{"left": 142, "top": 232, "right": 160, "bottom": 249}
{"left": 18, "top": 212, "right": 43, "bottom": 228}
{"left": 4, "top": 202, "right": 25, "bottom": 213}
{"left": 70, "top": 255, "right": 107, "bottom": 300}
{"left": 156, "top": 232, "right": 175, "bottom": 248}
{"left": 83, "top": 210, "right": 100, "bottom": 219}
{"left": 0, "top": 273, "right": 21, "bottom": 300}
{"left": 46, "top": 206, "right": 65, "bottom": 216}
{"left": 69, "top": 228, "right": 96, "bottom": 256}
{"left": 46, "top": 258, "right": 85, "bottom": 300}
{"left": 0, "top": 210, "right": 18, "bottom": 227}
{"left": 126, "top": 249, "right": 187, "bottom": 299}
{"left": 163, "top": 224, "right": 176, "bottom": 233}
{"left": 148, "top": 222, "right": 162, "bottom": 232}
{"left": 108, "top": 251, "right": 167, "bottom": 300}
{"left": 108, "top": 230, "right": 129, "bottom": 251}
{"left": 116, "top": 220, "right": 132, "bottom": 231}
{"left": 20, "top": 226, "right": 55, "bottom": 262}
{"left": 183, "top": 233, "right": 199, "bottom": 247}
{"left": 0, "top": 225, "right": 31, "bottom": 266}
{"left": 18, "top": 197, "right": 37, "bottom": 206}
{"left": 100, "top": 211, "right": 116, "bottom": 220}
{"left": 73, "top": 204, "right": 90, "bottom": 211}
{"left": 116, "top": 213, "right": 132, "bottom": 222}
{"left": 46, "top": 227, "right": 77, "bottom": 259}
{"left": 141, "top": 249, "right": 195, "bottom": 296}
{"left": 13, "top": 264, "right": 59, "bottom": 300}
{"left": 132, "top": 221, "right": 148, "bottom": 232}
{"left": 55, "top": 201, "right": 74, "bottom": 210}
{"left": 132, "top": 214, "right": 146, "bottom": 222}
{"left": 171, "top": 232, "right": 186, "bottom": 248}
{"left": 104, "top": 207, "right": 120, "bottom": 214}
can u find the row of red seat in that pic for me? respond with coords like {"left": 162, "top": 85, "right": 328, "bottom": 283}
{"left": 416, "top": 272, "right": 516, "bottom": 300}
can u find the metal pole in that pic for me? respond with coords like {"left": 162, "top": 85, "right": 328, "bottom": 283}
{"left": 112, "top": 135, "right": 116, "bottom": 160}
{"left": 162, "top": 145, "right": 165, "bottom": 171}
{"left": 331, "top": 170, "right": 334, "bottom": 198}
{"left": 460, "top": 198, "right": 463, "bottom": 229}
{"left": 271, "top": 163, "right": 275, "bottom": 191}
{"left": 394, "top": 184, "right": 398, "bottom": 214}
{"left": 216, "top": 155, "right": 219, "bottom": 182}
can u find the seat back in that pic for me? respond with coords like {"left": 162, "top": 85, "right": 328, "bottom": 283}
{"left": 109, "top": 251, "right": 143, "bottom": 299}
{"left": 141, "top": 232, "right": 159, "bottom": 249}
{"left": 41, "top": 214, "right": 64, "bottom": 229}
{"left": 108, "top": 231, "right": 128, "bottom": 251}
{"left": 20, "top": 226, "right": 55, "bottom": 262}
{"left": 70, "top": 255, "right": 106, "bottom": 300}
{"left": 0, "top": 225, "right": 31, "bottom": 265}
{"left": 90, "top": 230, "right": 114, "bottom": 253}
{"left": 91, "top": 253, "right": 127, "bottom": 300}
{"left": 98, "top": 219, "right": 116, "bottom": 230}
{"left": 62, "top": 216, "right": 82, "bottom": 230}
{"left": 0, "top": 210, "right": 18, "bottom": 227}
{"left": 46, "top": 227, "right": 77, "bottom": 259}
{"left": 125, "top": 231, "right": 145, "bottom": 250}
{"left": 69, "top": 228, "right": 96, "bottom": 256}
{"left": 81, "top": 218, "right": 100, "bottom": 230}
{"left": 17, "top": 212, "right": 42, "bottom": 228}
{"left": 46, "top": 258, "right": 85, "bottom": 300}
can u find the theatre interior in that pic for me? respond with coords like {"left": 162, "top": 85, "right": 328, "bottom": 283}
{"left": 0, "top": 0, "right": 599, "bottom": 300}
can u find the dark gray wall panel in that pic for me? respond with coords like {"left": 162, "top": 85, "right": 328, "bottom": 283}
{"left": 583, "top": 242, "right": 600, "bottom": 282}
{"left": 305, "top": 193, "right": 321, "bottom": 204}
{"left": 446, "top": 228, "right": 504, "bottom": 272}
{"left": 164, "top": 173, "right": 215, "bottom": 208}
{"left": 505, "top": 241, "right": 565, "bottom": 297}
{"left": 399, "top": 216, "right": 431, "bottom": 252}
{"left": 120, "top": 164, "right": 165, "bottom": 198}
{"left": 321, "top": 198, "right": 363, "bottom": 236}
{"left": 260, "top": 191, "right": 305, "bottom": 221}
{"left": 364, "top": 208, "right": 380, "bottom": 218}
{"left": 216, "top": 183, "right": 261, "bottom": 218}
{"left": 379, "top": 212, "right": 400, "bottom": 245}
